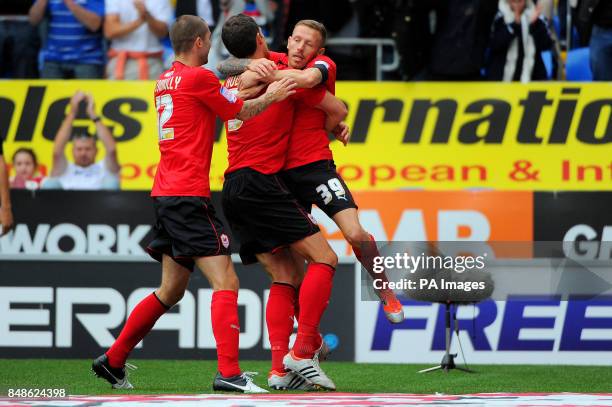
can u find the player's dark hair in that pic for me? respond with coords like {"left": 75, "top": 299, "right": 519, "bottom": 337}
{"left": 222, "top": 14, "right": 259, "bottom": 58}
{"left": 12, "top": 148, "right": 38, "bottom": 167}
{"left": 170, "top": 15, "right": 210, "bottom": 54}
{"left": 295, "top": 19, "right": 327, "bottom": 46}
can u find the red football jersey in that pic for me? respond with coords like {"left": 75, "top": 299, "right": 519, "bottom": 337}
{"left": 151, "top": 61, "right": 244, "bottom": 197}
{"left": 223, "top": 55, "right": 325, "bottom": 175}
{"left": 284, "top": 55, "right": 337, "bottom": 170}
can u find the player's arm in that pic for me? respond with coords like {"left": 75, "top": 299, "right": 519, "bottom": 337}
{"left": 52, "top": 92, "right": 84, "bottom": 177}
{"left": 217, "top": 57, "right": 276, "bottom": 78}
{"left": 86, "top": 93, "right": 120, "bottom": 174}
{"left": 315, "top": 91, "right": 348, "bottom": 132}
{"left": 237, "top": 82, "right": 267, "bottom": 100}
{"left": 0, "top": 151, "right": 13, "bottom": 236}
{"left": 238, "top": 67, "right": 323, "bottom": 98}
{"left": 235, "top": 78, "right": 297, "bottom": 121}
{"left": 267, "top": 68, "right": 323, "bottom": 88}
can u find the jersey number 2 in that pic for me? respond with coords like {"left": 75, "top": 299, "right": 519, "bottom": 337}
{"left": 156, "top": 94, "right": 174, "bottom": 141}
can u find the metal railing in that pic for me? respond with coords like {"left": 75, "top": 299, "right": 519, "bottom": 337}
{"left": 325, "top": 37, "right": 400, "bottom": 81}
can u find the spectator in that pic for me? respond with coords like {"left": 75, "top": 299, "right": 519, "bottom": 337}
{"left": 0, "top": 138, "right": 14, "bottom": 235}
{"left": 104, "top": 0, "right": 172, "bottom": 80}
{"left": 175, "top": 0, "right": 219, "bottom": 31}
{"left": 11, "top": 148, "right": 45, "bottom": 190}
{"left": 0, "top": 0, "right": 40, "bottom": 78}
{"left": 487, "top": 0, "right": 553, "bottom": 82}
{"left": 427, "top": 0, "right": 498, "bottom": 80}
{"left": 579, "top": 0, "right": 612, "bottom": 80}
{"left": 44, "top": 91, "right": 120, "bottom": 190}
{"left": 29, "top": 0, "right": 105, "bottom": 79}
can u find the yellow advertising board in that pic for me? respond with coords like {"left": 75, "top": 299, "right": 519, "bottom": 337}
{"left": 2, "top": 80, "right": 611, "bottom": 190}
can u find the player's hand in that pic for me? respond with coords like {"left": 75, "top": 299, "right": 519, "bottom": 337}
{"left": 0, "top": 206, "right": 14, "bottom": 237}
{"left": 264, "top": 77, "right": 297, "bottom": 102}
{"left": 85, "top": 93, "right": 97, "bottom": 119}
{"left": 70, "top": 91, "right": 86, "bottom": 114}
{"left": 247, "top": 58, "right": 277, "bottom": 79}
{"left": 332, "top": 121, "right": 350, "bottom": 146}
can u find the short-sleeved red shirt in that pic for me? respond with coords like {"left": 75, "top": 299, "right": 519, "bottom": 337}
{"left": 151, "top": 61, "right": 243, "bottom": 197}
{"left": 224, "top": 53, "right": 325, "bottom": 175}
{"left": 284, "top": 55, "right": 337, "bottom": 170}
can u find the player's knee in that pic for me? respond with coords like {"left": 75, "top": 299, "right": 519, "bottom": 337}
{"left": 343, "top": 226, "right": 369, "bottom": 248}
{"left": 157, "top": 287, "right": 184, "bottom": 306}
{"left": 212, "top": 270, "right": 239, "bottom": 291}
{"left": 226, "top": 273, "right": 240, "bottom": 291}
{"left": 320, "top": 249, "right": 338, "bottom": 268}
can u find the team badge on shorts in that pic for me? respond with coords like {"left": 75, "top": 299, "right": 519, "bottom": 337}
{"left": 220, "top": 233, "right": 230, "bottom": 248}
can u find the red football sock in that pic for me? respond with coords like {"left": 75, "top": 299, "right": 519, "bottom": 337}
{"left": 294, "top": 284, "right": 301, "bottom": 321}
{"left": 106, "top": 292, "right": 168, "bottom": 368}
{"left": 266, "top": 282, "right": 297, "bottom": 372}
{"left": 293, "top": 263, "right": 335, "bottom": 359}
{"left": 211, "top": 290, "right": 241, "bottom": 378}
{"left": 353, "top": 234, "right": 395, "bottom": 301}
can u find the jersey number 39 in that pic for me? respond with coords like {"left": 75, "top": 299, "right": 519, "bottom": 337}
{"left": 316, "top": 178, "right": 347, "bottom": 205}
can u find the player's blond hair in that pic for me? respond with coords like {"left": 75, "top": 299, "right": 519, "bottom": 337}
{"left": 295, "top": 19, "right": 327, "bottom": 47}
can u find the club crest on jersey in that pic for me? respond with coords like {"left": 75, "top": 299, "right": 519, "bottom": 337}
{"left": 220, "top": 87, "right": 238, "bottom": 103}
{"left": 220, "top": 234, "right": 230, "bottom": 248}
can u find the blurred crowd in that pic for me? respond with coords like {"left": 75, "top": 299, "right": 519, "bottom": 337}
{"left": 0, "top": 0, "right": 610, "bottom": 194}
{"left": 0, "top": 0, "right": 610, "bottom": 82}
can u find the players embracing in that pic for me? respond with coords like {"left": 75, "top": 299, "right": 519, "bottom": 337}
{"left": 218, "top": 15, "right": 405, "bottom": 391}
{"left": 92, "top": 15, "right": 297, "bottom": 394}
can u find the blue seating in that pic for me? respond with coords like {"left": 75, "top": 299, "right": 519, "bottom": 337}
{"left": 541, "top": 50, "right": 553, "bottom": 79}
{"left": 566, "top": 47, "right": 593, "bottom": 81}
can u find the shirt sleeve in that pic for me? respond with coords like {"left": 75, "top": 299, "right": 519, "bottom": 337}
{"left": 104, "top": 0, "right": 119, "bottom": 15}
{"left": 312, "top": 55, "right": 337, "bottom": 85}
{"left": 194, "top": 69, "right": 244, "bottom": 121}
{"left": 0, "top": 138, "right": 3, "bottom": 156}
{"left": 86, "top": 0, "right": 104, "bottom": 16}
{"left": 293, "top": 85, "right": 326, "bottom": 107}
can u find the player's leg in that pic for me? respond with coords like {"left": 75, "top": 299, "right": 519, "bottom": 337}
{"left": 333, "top": 208, "right": 405, "bottom": 323}
{"left": 288, "top": 249, "right": 307, "bottom": 320}
{"left": 191, "top": 214, "right": 267, "bottom": 394}
{"left": 193, "top": 255, "right": 241, "bottom": 378}
{"left": 290, "top": 233, "right": 337, "bottom": 358}
{"left": 256, "top": 249, "right": 313, "bottom": 390}
{"left": 287, "top": 248, "right": 333, "bottom": 363}
{"left": 93, "top": 255, "right": 190, "bottom": 389}
{"left": 282, "top": 232, "right": 337, "bottom": 390}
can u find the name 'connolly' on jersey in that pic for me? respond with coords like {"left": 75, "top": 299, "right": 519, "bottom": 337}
{"left": 151, "top": 62, "right": 244, "bottom": 198}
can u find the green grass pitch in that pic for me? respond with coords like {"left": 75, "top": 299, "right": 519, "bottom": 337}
{"left": 0, "top": 359, "right": 612, "bottom": 395}
{"left": 0, "top": 359, "right": 610, "bottom": 395}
